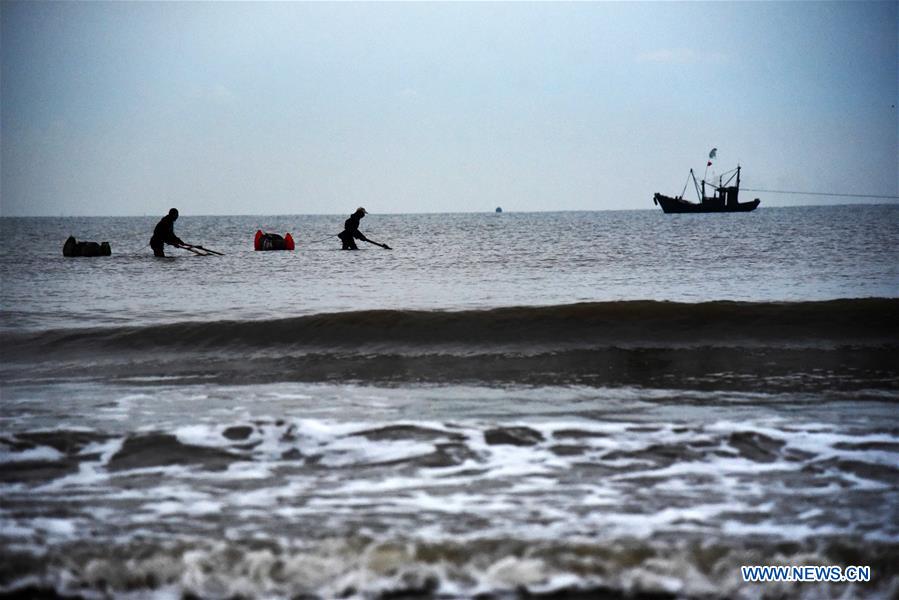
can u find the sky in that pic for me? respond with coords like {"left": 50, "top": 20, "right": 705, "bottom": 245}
{"left": 1, "top": 1, "right": 896, "bottom": 217}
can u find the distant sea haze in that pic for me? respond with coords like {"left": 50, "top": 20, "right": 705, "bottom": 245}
{"left": 1, "top": 205, "right": 897, "bottom": 599}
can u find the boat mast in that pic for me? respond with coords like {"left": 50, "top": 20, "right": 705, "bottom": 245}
{"left": 691, "top": 169, "right": 702, "bottom": 202}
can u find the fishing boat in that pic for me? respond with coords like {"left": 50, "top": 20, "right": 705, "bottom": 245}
{"left": 654, "top": 165, "right": 760, "bottom": 213}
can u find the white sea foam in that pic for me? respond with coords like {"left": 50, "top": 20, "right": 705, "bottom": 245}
{"left": 0, "top": 519, "right": 35, "bottom": 538}
{"left": 38, "top": 438, "right": 123, "bottom": 491}
{"left": 318, "top": 437, "right": 436, "bottom": 468}
{"left": 0, "top": 446, "right": 63, "bottom": 463}
{"left": 31, "top": 517, "right": 78, "bottom": 539}
{"left": 721, "top": 520, "right": 846, "bottom": 540}
{"left": 150, "top": 499, "right": 222, "bottom": 516}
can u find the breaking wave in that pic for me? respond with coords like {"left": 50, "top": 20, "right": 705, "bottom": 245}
{"left": 4, "top": 298, "right": 897, "bottom": 354}
{"left": 3, "top": 299, "right": 897, "bottom": 389}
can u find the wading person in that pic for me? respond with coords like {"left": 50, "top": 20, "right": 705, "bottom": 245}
{"left": 150, "top": 208, "right": 186, "bottom": 257}
{"left": 337, "top": 207, "right": 369, "bottom": 250}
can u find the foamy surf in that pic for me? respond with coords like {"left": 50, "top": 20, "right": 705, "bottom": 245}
{"left": 1, "top": 383, "right": 897, "bottom": 598}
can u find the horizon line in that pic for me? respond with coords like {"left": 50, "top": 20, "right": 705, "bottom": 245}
{"left": 2, "top": 201, "right": 898, "bottom": 219}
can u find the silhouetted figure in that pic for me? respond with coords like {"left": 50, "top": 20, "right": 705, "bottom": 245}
{"left": 338, "top": 207, "right": 369, "bottom": 250}
{"left": 150, "top": 208, "right": 185, "bottom": 257}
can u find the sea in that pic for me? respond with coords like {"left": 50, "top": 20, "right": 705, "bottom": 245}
{"left": 1, "top": 205, "right": 897, "bottom": 600}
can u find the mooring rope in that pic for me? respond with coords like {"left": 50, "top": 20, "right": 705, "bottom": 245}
{"left": 741, "top": 188, "right": 899, "bottom": 200}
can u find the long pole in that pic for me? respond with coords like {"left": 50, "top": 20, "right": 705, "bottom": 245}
{"left": 364, "top": 238, "right": 392, "bottom": 250}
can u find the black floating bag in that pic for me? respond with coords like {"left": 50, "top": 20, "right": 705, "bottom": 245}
{"left": 63, "top": 236, "right": 112, "bottom": 257}
{"left": 258, "top": 232, "right": 286, "bottom": 251}
{"left": 63, "top": 236, "right": 78, "bottom": 257}
{"left": 254, "top": 229, "right": 295, "bottom": 251}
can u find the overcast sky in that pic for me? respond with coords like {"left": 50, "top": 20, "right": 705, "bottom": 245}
{"left": 1, "top": 1, "right": 896, "bottom": 216}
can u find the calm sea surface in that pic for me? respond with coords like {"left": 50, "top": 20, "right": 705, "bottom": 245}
{"left": 2, "top": 206, "right": 898, "bottom": 329}
{"left": 1, "top": 206, "right": 898, "bottom": 599}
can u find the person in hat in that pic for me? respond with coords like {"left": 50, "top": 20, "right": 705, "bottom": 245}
{"left": 150, "top": 208, "right": 186, "bottom": 257}
{"left": 337, "top": 207, "right": 370, "bottom": 250}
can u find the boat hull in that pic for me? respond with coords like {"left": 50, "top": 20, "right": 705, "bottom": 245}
{"left": 653, "top": 193, "right": 760, "bottom": 214}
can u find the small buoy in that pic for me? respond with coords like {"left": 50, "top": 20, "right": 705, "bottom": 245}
{"left": 495, "top": 206, "right": 503, "bottom": 213}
